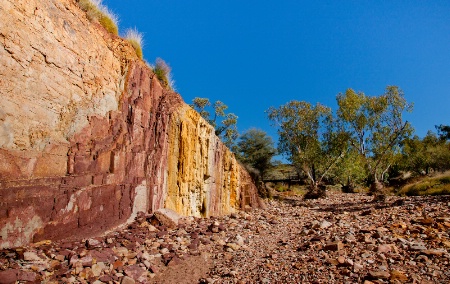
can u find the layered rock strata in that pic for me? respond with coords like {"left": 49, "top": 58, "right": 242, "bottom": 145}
{"left": 0, "top": 0, "right": 260, "bottom": 249}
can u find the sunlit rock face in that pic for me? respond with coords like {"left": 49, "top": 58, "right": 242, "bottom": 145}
{"left": 0, "top": 0, "right": 260, "bottom": 249}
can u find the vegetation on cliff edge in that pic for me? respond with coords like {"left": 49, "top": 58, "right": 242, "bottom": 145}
{"left": 124, "top": 28, "right": 144, "bottom": 59}
{"left": 76, "top": 0, "right": 119, "bottom": 35}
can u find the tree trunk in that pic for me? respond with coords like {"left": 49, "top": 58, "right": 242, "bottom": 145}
{"left": 304, "top": 181, "right": 327, "bottom": 199}
{"left": 369, "top": 178, "right": 386, "bottom": 202}
{"left": 342, "top": 176, "right": 355, "bottom": 193}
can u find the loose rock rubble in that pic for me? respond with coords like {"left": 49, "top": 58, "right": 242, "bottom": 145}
{"left": 1, "top": 192, "right": 449, "bottom": 283}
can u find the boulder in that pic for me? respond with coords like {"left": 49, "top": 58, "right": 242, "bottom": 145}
{"left": 154, "top": 209, "right": 182, "bottom": 229}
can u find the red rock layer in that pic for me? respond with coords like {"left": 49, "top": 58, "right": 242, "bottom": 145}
{"left": 0, "top": 0, "right": 260, "bottom": 249}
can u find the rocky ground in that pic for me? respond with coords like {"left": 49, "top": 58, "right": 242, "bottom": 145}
{"left": 1, "top": 192, "right": 450, "bottom": 284}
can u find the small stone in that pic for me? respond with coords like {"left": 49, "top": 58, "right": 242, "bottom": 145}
{"left": 149, "top": 265, "right": 159, "bottom": 273}
{"left": 344, "top": 234, "right": 356, "bottom": 243}
{"left": 235, "top": 235, "right": 245, "bottom": 246}
{"left": 87, "top": 238, "right": 102, "bottom": 248}
{"left": 113, "top": 260, "right": 124, "bottom": 270}
{"left": 323, "top": 241, "right": 343, "bottom": 251}
{"left": 377, "top": 244, "right": 392, "bottom": 253}
{"left": 416, "top": 255, "right": 429, "bottom": 262}
{"left": 353, "top": 263, "right": 363, "bottom": 272}
{"left": 154, "top": 208, "right": 181, "bottom": 229}
{"left": 143, "top": 260, "right": 151, "bottom": 269}
{"left": 121, "top": 276, "right": 135, "bottom": 284}
{"left": 337, "top": 256, "right": 345, "bottom": 264}
{"left": 99, "top": 275, "right": 113, "bottom": 282}
{"left": 327, "top": 258, "right": 340, "bottom": 265}
{"left": 422, "top": 249, "right": 446, "bottom": 256}
{"left": 24, "top": 251, "right": 42, "bottom": 261}
{"left": 368, "top": 270, "right": 390, "bottom": 280}
{"left": 345, "top": 258, "right": 354, "bottom": 267}
{"left": 226, "top": 243, "right": 240, "bottom": 251}
{"left": 124, "top": 264, "right": 147, "bottom": 280}
{"left": 114, "top": 247, "right": 129, "bottom": 257}
{"left": 216, "top": 239, "right": 226, "bottom": 246}
{"left": 414, "top": 217, "right": 434, "bottom": 225}
{"left": 409, "top": 243, "right": 427, "bottom": 251}
{"left": 147, "top": 225, "right": 158, "bottom": 232}
{"left": 391, "top": 270, "right": 408, "bottom": 281}
{"left": 92, "top": 262, "right": 105, "bottom": 277}
{"left": 320, "top": 220, "right": 333, "bottom": 229}
{"left": 80, "top": 255, "right": 93, "bottom": 267}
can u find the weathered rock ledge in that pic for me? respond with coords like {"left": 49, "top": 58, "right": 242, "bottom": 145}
{"left": 0, "top": 0, "right": 260, "bottom": 249}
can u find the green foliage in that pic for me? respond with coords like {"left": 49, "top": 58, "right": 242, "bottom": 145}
{"left": 436, "top": 124, "right": 450, "bottom": 141}
{"left": 191, "top": 98, "right": 239, "bottom": 149}
{"left": 191, "top": 98, "right": 211, "bottom": 121}
{"left": 336, "top": 86, "right": 413, "bottom": 186}
{"left": 329, "top": 148, "right": 366, "bottom": 187}
{"left": 124, "top": 28, "right": 144, "bottom": 59}
{"left": 267, "top": 101, "right": 348, "bottom": 187}
{"left": 77, "top": 0, "right": 119, "bottom": 35}
{"left": 154, "top": 58, "right": 174, "bottom": 89}
{"left": 274, "top": 183, "right": 290, "bottom": 192}
{"left": 398, "top": 131, "right": 450, "bottom": 174}
{"left": 236, "top": 129, "right": 276, "bottom": 179}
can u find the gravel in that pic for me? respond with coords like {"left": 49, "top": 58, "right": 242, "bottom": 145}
{"left": 0, "top": 192, "right": 449, "bottom": 284}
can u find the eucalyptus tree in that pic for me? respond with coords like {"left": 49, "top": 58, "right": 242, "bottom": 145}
{"left": 190, "top": 97, "right": 238, "bottom": 149}
{"left": 267, "top": 101, "right": 348, "bottom": 198}
{"left": 236, "top": 128, "right": 276, "bottom": 180}
{"left": 336, "top": 86, "right": 413, "bottom": 196}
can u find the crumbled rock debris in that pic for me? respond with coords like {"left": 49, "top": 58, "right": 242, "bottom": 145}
{"left": 1, "top": 193, "right": 449, "bottom": 283}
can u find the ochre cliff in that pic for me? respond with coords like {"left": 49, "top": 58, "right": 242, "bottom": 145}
{"left": 0, "top": 0, "right": 260, "bottom": 249}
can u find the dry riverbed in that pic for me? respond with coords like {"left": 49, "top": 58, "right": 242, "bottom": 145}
{"left": 1, "top": 192, "right": 450, "bottom": 284}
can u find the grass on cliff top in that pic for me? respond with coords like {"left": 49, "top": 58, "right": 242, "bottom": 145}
{"left": 124, "top": 28, "right": 144, "bottom": 59}
{"left": 398, "top": 171, "right": 450, "bottom": 196}
{"left": 76, "top": 0, "right": 119, "bottom": 35}
{"left": 154, "top": 58, "right": 175, "bottom": 90}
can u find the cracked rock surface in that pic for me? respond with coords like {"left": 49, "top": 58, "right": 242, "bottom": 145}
{"left": 1, "top": 192, "right": 449, "bottom": 283}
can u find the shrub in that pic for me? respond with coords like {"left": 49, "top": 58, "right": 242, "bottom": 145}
{"left": 124, "top": 28, "right": 144, "bottom": 59}
{"left": 154, "top": 58, "right": 175, "bottom": 90}
{"left": 274, "top": 183, "right": 289, "bottom": 192}
{"left": 77, "top": 0, "right": 119, "bottom": 35}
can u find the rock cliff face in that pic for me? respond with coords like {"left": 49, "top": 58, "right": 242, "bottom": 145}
{"left": 0, "top": 0, "right": 260, "bottom": 249}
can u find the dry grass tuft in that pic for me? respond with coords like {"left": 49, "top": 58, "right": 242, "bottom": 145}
{"left": 76, "top": 0, "right": 119, "bottom": 35}
{"left": 154, "top": 58, "right": 175, "bottom": 90}
{"left": 398, "top": 171, "right": 450, "bottom": 196}
{"left": 124, "top": 28, "right": 144, "bottom": 59}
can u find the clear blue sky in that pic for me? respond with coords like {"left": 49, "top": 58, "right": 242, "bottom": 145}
{"left": 103, "top": 0, "right": 450, "bottom": 142}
